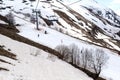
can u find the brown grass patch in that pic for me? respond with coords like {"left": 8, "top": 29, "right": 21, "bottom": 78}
{"left": 0, "top": 59, "right": 12, "bottom": 65}
{"left": 0, "top": 67, "right": 9, "bottom": 71}
{"left": 0, "top": 48, "right": 16, "bottom": 60}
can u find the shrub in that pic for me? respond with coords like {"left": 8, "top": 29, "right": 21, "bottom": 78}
{"left": 55, "top": 44, "right": 71, "bottom": 62}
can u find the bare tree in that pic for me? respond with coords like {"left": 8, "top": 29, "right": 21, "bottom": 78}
{"left": 55, "top": 44, "right": 71, "bottom": 62}
{"left": 69, "top": 44, "right": 80, "bottom": 65}
{"left": 90, "top": 49, "right": 109, "bottom": 79}
{"left": 80, "top": 48, "right": 92, "bottom": 70}
{"left": 55, "top": 45, "right": 109, "bottom": 80}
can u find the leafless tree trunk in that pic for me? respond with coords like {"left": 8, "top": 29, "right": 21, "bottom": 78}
{"left": 80, "top": 48, "right": 92, "bottom": 70}
{"left": 90, "top": 49, "right": 109, "bottom": 79}
{"left": 69, "top": 44, "right": 80, "bottom": 65}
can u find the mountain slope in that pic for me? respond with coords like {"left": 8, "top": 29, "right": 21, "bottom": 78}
{"left": 0, "top": 0, "right": 120, "bottom": 80}
{"left": 55, "top": 0, "right": 120, "bottom": 51}
{"left": 0, "top": 0, "right": 120, "bottom": 51}
{"left": 15, "top": 12, "right": 120, "bottom": 80}
{"left": 0, "top": 34, "right": 92, "bottom": 80}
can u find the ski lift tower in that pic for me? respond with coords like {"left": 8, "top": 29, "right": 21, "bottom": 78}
{"left": 32, "top": 9, "right": 41, "bottom": 30}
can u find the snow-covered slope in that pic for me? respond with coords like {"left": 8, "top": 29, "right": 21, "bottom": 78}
{"left": 14, "top": 13, "right": 120, "bottom": 80}
{"left": 64, "top": 0, "right": 120, "bottom": 27}
{"left": 0, "top": 0, "right": 120, "bottom": 51}
{"left": 0, "top": 0, "right": 120, "bottom": 80}
{"left": 1, "top": 16, "right": 120, "bottom": 80}
{"left": 0, "top": 34, "right": 92, "bottom": 80}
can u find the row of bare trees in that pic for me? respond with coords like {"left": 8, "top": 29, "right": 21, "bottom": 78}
{"left": 55, "top": 44, "right": 109, "bottom": 80}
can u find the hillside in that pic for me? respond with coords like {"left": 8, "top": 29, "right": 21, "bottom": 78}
{"left": 0, "top": 0, "right": 120, "bottom": 80}
{"left": 0, "top": 34, "right": 92, "bottom": 80}
{"left": 0, "top": 0, "right": 120, "bottom": 51}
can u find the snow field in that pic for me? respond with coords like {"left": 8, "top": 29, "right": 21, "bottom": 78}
{"left": 0, "top": 34, "right": 92, "bottom": 80}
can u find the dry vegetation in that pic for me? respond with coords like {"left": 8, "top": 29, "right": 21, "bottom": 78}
{"left": 0, "top": 59, "right": 12, "bottom": 65}
{"left": 0, "top": 47, "right": 16, "bottom": 71}
{"left": 0, "top": 48, "right": 16, "bottom": 60}
{"left": 0, "top": 67, "right": 9, "bottom": 71}
{"left": 55, "top": 44, "right": 108, "bottom": 80}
